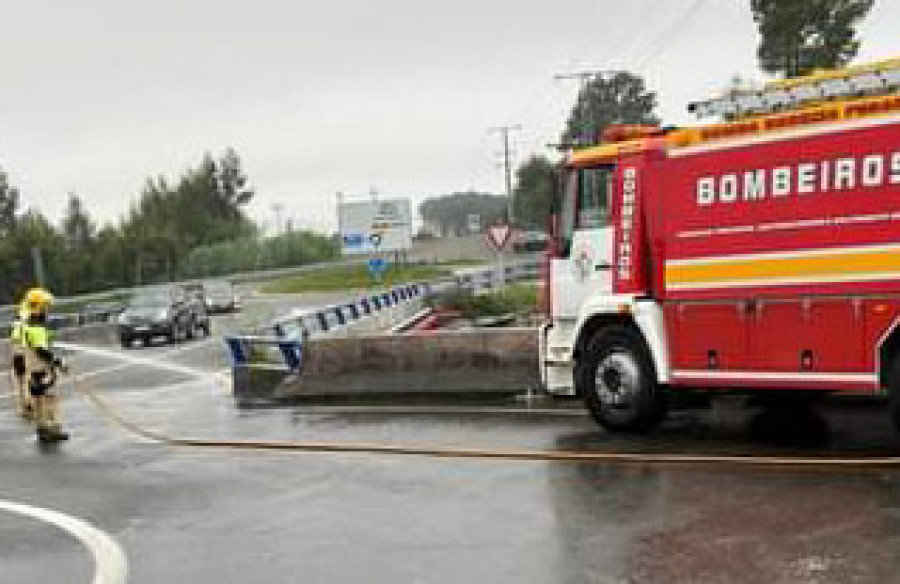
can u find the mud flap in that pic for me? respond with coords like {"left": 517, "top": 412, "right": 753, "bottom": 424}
{"left": 540, "top": 322, "right": 575, "bottom": 396}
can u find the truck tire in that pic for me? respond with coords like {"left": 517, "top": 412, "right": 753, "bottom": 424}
{"left": 577, "top": 325, "right": 666, "bottom": 432}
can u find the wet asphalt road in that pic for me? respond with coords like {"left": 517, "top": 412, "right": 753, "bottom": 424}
{"left": 2, "top": 293, "right": 900, "bottom": 583}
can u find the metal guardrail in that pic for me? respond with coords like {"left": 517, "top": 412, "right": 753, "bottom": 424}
{"left": 226, "top": 281, "right": 431, "bottom": 372}
{"left": 0, "top": 307, "right": 116, "bottom": 337}
{"left": 225, "top": 259, "right": 542, "bottom": 374}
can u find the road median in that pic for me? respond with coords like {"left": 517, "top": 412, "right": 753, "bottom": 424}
{"left": 233, "top": 327, "right": 540, "bottom": 402}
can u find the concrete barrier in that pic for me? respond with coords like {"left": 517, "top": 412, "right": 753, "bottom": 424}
{"left": 233, "top": 327, "right": 540, "bottom": 401}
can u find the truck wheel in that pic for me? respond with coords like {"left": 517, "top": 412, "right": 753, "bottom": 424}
{"left": 577, "top": 326, "right": 666, "bottom": 432}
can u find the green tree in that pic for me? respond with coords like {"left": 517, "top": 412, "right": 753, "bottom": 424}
{"left": 561, "top": 71, "right": 659, "bottom": 146}
{"left": 512, "top": 156, "right": 558, "bottom": 229}
{"left": 215, "top": 148, "right": 254, "bottom": 210}
{"left": 0, "top": 166, "right": 20, "bottom": 236}
{"left": 92, "top": 225, "right": 127, "bottom": 291}
{"left": 120, "top": 149, "right": 257, "bottom": 284}
{"left": 9, "top": 210, "right": 65, "bottom": 294}
{"left": 62, "top": 193, "right": 95, "bottom": 250}
{"left": 751, "top": 0, "right": 874, "bottom": 78}
{"left": 0, "top": 150, "right": 329, "bottom": 302}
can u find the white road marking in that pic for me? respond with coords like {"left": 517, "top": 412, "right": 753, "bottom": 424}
{"left": 58, "top": 338, "right": 221, "bottom": 381}
{"left": 0, "top": 500, "right": 128, "bottom": 584}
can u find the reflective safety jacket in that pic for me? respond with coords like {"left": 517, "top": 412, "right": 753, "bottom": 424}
{"left": 21, "top": 319, "right": 53, "bottom": 374}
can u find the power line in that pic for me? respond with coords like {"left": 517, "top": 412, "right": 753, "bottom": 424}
{"left": 632, "top": 0, "right": 708, "bottom": 70}
{"left": 597, "top": 0, "right": 670, "bottom": 70}
{"left": 498, "top": 1, "right": 708, "bottom": 166}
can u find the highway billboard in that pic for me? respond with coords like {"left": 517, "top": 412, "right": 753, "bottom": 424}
{"left": 338, "top": 198, "right": 412, "bottom": 255}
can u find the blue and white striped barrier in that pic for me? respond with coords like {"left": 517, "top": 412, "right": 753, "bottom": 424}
{"left": 226, "top": 259, "right": 541, "bottom": 372}
{"left": 226, "top": 282, "right": 431, "bottom": 369}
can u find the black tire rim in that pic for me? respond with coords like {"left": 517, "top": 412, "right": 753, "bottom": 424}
{"left": 594, "top": 350, "right": 641, "bottom": 410}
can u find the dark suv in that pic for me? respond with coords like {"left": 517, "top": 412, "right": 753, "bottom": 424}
{"left": 118, "top": 286, "right": 202, "bottom": 348}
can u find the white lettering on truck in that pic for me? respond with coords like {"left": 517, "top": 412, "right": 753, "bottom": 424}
{"left": 697, "top": 151, "right": 900, "bottom": 206}
{"left": 618, "top": 167, "right": 637, "bottom": 281}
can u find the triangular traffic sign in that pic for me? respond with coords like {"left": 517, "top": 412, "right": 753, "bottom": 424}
{"left": 486, "top": 224, "right": 512, "bottom": 252}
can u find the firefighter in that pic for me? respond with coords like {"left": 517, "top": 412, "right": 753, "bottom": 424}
{"left": 9, "top": 288, "right": 54, "bottom": 419}
{"left": 20, "top": 288, "right": 69, "bottom": 442}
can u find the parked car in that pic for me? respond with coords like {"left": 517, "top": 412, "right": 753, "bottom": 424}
{"left": 117, "top": 286, "right": 195, "bottom": 348}
{"left": 512, "top": 229, "right": 548, "bottom": 253}
{"left": 202, "top": 280, "right": 241, "bottom": 314}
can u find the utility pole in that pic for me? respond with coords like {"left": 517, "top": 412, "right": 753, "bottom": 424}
{"left": 271, "top": 203, "right": 284, "bottom": 236}
{"left": 31, "top": 246, "right": 46, "bottom": 287}
{"left": 489, "top": 124, "right": 521, "bottom": 225}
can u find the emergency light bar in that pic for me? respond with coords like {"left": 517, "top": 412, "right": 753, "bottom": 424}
{"left": 688, "top": 59, "right": 900, "bottom": 120}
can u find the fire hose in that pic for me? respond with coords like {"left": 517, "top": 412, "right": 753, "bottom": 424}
{"left": 65, "top": 371, "right": 900, "bottom": 470}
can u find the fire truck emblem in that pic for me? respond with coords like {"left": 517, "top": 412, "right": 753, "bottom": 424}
{"left": 573, "top": 245, "right": 593, "bottom": 281}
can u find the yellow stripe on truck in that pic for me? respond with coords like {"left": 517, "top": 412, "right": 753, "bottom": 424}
{"left": 666, "top": 248, "right": 900, "bottom": 290}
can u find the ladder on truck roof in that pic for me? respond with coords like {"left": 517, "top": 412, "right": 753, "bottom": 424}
{"left": 688, "top": 59, "right": 900, "bottom": 120}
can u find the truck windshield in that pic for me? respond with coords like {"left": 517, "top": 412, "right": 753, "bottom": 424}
{"left": 577, "top": 166, "right": 612, "bottom": 229}
{"left": 560, "top": 165, "right": 613, "bottom": 256}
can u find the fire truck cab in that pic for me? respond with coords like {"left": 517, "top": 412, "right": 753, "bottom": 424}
{"left": 540, "top": 59, "right": 900, "bottom": 433}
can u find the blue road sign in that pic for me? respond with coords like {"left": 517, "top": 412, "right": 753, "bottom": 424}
{"left": 367, "top": 257, "right": 389, "bottom": 279}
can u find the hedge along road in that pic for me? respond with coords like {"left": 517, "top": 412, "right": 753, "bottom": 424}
{"left": 0, "top": 500, "right": 128, "bottom": 584}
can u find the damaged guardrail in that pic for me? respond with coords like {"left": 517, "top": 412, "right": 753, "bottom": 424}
{"left": 226, "top": 260, "right": 542, "bottom": 401}
{"left": 226, "top": 281, "right": 432, "bottom": 371}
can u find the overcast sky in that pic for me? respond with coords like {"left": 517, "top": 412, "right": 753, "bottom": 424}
{"left": 1, "top": 0, "right": 897, "bottom": 233}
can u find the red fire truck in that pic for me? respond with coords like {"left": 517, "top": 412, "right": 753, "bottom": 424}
{"left": 540, "top": 59, "right": 900, "bottom": 432}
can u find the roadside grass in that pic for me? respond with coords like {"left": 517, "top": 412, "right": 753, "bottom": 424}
{"left": 260, "top": 263, "right": 454, "bottom": 294}
{"left": 54, "top": 292, "right": 131, "bottom": 314}
{"left": 435, "top": 282, "right": 539, "bottom": 319}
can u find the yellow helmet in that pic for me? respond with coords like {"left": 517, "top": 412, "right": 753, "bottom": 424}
{"left": 23, "top": 287, "right": 54, "bottom": 312}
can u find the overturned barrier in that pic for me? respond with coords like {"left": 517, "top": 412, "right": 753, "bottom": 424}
{"left": 232, "top": 328, "right": 540, "bottom": 402}
{"left": 226, "top": 261, "right": 544, "bottom": 401}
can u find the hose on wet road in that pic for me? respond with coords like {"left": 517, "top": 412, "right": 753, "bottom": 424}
{"left": 72, "top": 374, "right": 900, "bottom": 469}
